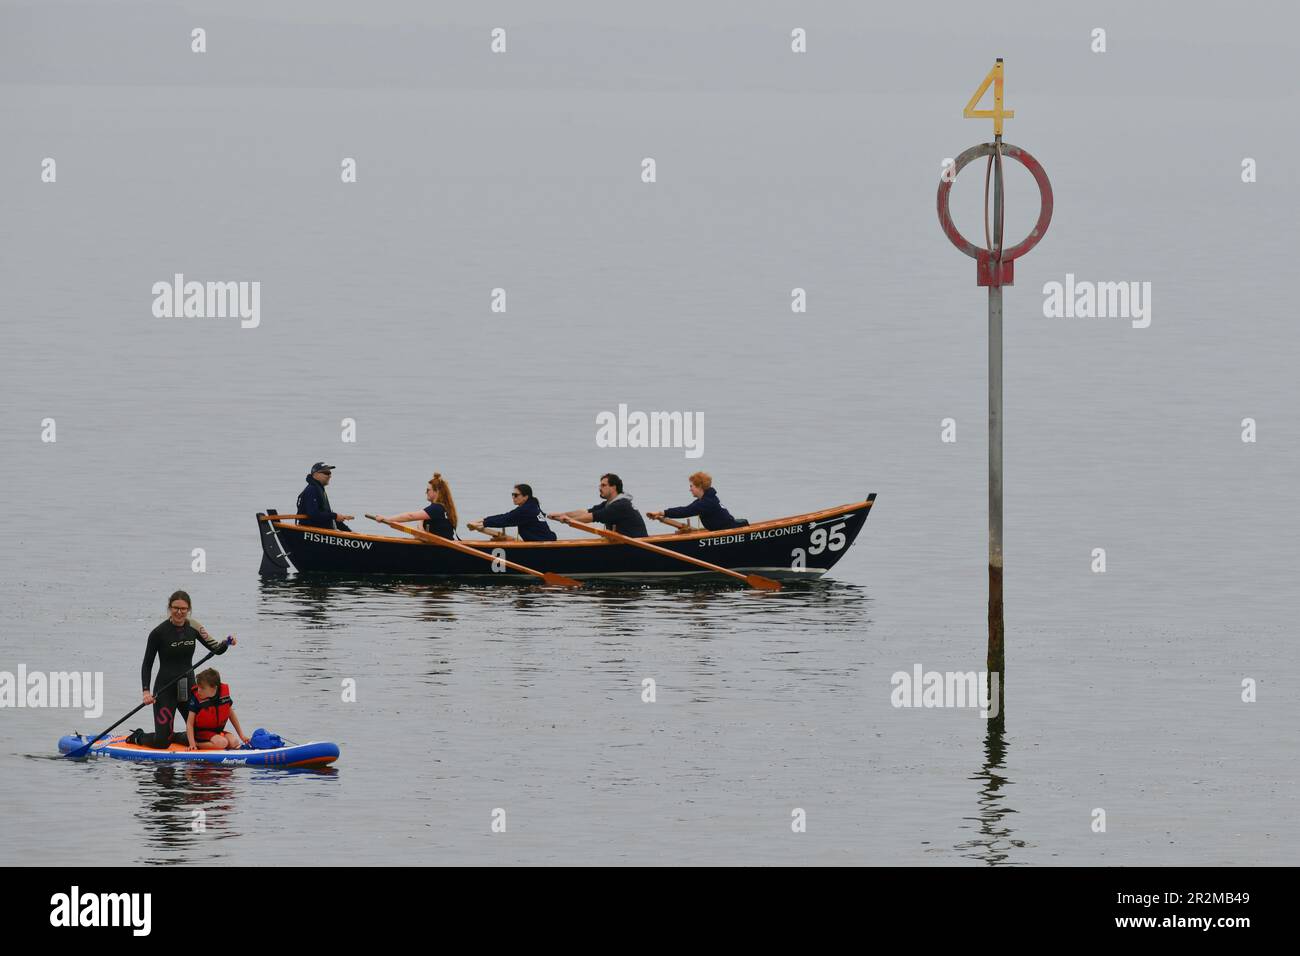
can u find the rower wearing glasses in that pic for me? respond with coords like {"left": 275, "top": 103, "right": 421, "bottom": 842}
{"left": 469, "top": 484, "right": 558, "bottom": 542}
{"left": 375, "top": 473, "right": 459, "bottom": 540}
{"left": 297, "top": 462, "right": 354, "bottom": 531}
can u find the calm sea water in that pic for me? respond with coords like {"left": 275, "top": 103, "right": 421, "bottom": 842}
{"left": 2, "top": 2, "right": 1298, "bottom": 865}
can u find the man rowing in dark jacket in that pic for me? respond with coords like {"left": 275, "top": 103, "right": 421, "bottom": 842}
{"left": 297, "top": 461, "right": 354, "bottom": 531}
{"left": 648, "top": 471, "right": 748, "bottom": 531}
{"left": 549, "top": 473, "right": 648, "bottom": 537}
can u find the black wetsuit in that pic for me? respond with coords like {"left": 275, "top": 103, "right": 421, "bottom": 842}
{"left": 140, "top": 620, "right": 227, "bottom": 748}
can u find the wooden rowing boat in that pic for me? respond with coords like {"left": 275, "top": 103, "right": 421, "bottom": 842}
{"left": 256, "top": 495, "right": 876, "bottom": 582}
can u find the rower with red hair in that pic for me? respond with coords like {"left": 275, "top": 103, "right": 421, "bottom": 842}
{"left": 649, "top": 472, "right": 747, "bottom": 531}
{"left": 375, "top": 472, "right": 459, "bottom": 539}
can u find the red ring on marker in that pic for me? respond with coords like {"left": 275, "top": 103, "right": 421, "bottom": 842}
{"left": 937, "top": 142, "right": 1053, "bottom": 287}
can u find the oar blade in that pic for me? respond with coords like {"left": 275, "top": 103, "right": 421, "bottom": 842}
{"left": 542, "top": 572, "right": 583, "bottom": 589}
{"left": 746, "top": 574, "right": 783, "bottom": 591}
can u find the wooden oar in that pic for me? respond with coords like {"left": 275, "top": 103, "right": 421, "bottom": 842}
{"left": 258, "top": 514, "right": 307, "bottom": 521}
{"left": 67, "top": 639, "right": 232, "bottom": 760}
{"left": 465, "top": 522, "right": 510, "bottom": 542}
{"left": 557, "top": 517, "right": 781, "bottom": 591}
{"left": 652, "top": 515, "right": 692, "bottom": 532}
{"left": 365, "top": 515, "right": 581, "bottom": 588}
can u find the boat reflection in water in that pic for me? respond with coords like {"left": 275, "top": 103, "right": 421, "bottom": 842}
{"left": 256, "top": 573, "right": 874, "bottom": 693}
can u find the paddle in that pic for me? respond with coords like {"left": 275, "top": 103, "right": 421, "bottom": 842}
{"left": 366, "top": 515, "right": 582, "bottom": 588}
{"left": 556, "top": 517, "right": 782, "bottom": 591}
{"left": 67, "top": 638, "right": 233, "bottom": 760}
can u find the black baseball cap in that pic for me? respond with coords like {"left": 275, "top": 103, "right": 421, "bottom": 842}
{"left": 309, "top": 462, "right": 335, "bottom": 473}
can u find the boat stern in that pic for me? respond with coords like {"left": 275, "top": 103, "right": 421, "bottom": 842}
{"left": 257, "top": 510, "right": 296, "bottom": 576}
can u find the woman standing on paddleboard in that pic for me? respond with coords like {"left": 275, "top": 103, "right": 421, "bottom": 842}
{"left": 132, "top": 590, "right": 235, "bottom": 748}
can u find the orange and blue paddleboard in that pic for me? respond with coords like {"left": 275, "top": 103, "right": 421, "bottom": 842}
{"left": 59, "top": 734, "right": 339, "bottom": 768}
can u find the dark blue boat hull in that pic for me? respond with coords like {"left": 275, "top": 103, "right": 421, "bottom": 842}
{"left": 258, "top": 496, "right": 876, "bottom": 582}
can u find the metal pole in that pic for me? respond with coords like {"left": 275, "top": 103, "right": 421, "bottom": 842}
{"left": 938, "top": 63, "right": 1052, "bottom": 725}
{"left": 987, "top": 138, "right": 1006, "bottom": 722}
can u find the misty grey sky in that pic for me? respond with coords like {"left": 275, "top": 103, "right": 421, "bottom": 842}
{"left": 2, "top": 1, "right": 1296, "bottom": 100}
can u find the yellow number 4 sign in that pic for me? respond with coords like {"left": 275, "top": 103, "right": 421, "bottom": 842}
{"left": 963, "top": 58, "right": 1014, "bottom": 136}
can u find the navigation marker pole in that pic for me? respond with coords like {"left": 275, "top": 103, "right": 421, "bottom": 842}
{"left": 936, "top": 59, "right": 1053, "bottom": 723}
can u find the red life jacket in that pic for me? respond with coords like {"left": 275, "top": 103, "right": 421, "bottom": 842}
{"left": 190, "top": 683, "right": 233, "bottom": 741}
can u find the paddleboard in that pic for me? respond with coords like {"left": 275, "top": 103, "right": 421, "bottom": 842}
{"left": 59, "top": 734, "right": 339, "bottom": 768}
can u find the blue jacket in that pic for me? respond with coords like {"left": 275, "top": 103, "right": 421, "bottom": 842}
{"left": 482, "top": 498, "right": 557, "bottom": 542}
{"left": 297, "top": 476, "right": 350, "bottom": 530}
{"left": 664, "top": 487, "right": 742, "bottom": 531}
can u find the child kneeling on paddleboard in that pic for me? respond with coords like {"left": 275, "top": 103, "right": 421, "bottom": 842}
{"left": 186, "top": 669, "right": 249, "bottom": 751}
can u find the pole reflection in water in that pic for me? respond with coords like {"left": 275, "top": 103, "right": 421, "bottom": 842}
{"left": 954, "top": 718, "right": 1028, "bottom": 865}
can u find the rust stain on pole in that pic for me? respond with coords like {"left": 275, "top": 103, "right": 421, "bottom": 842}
{"left": 987, "top": 141, "right": 1007, "bottom": 726}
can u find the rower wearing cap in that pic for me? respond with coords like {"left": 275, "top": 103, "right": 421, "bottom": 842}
{"left": 297, "top": 462, "right": 354, "bottom": 531}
